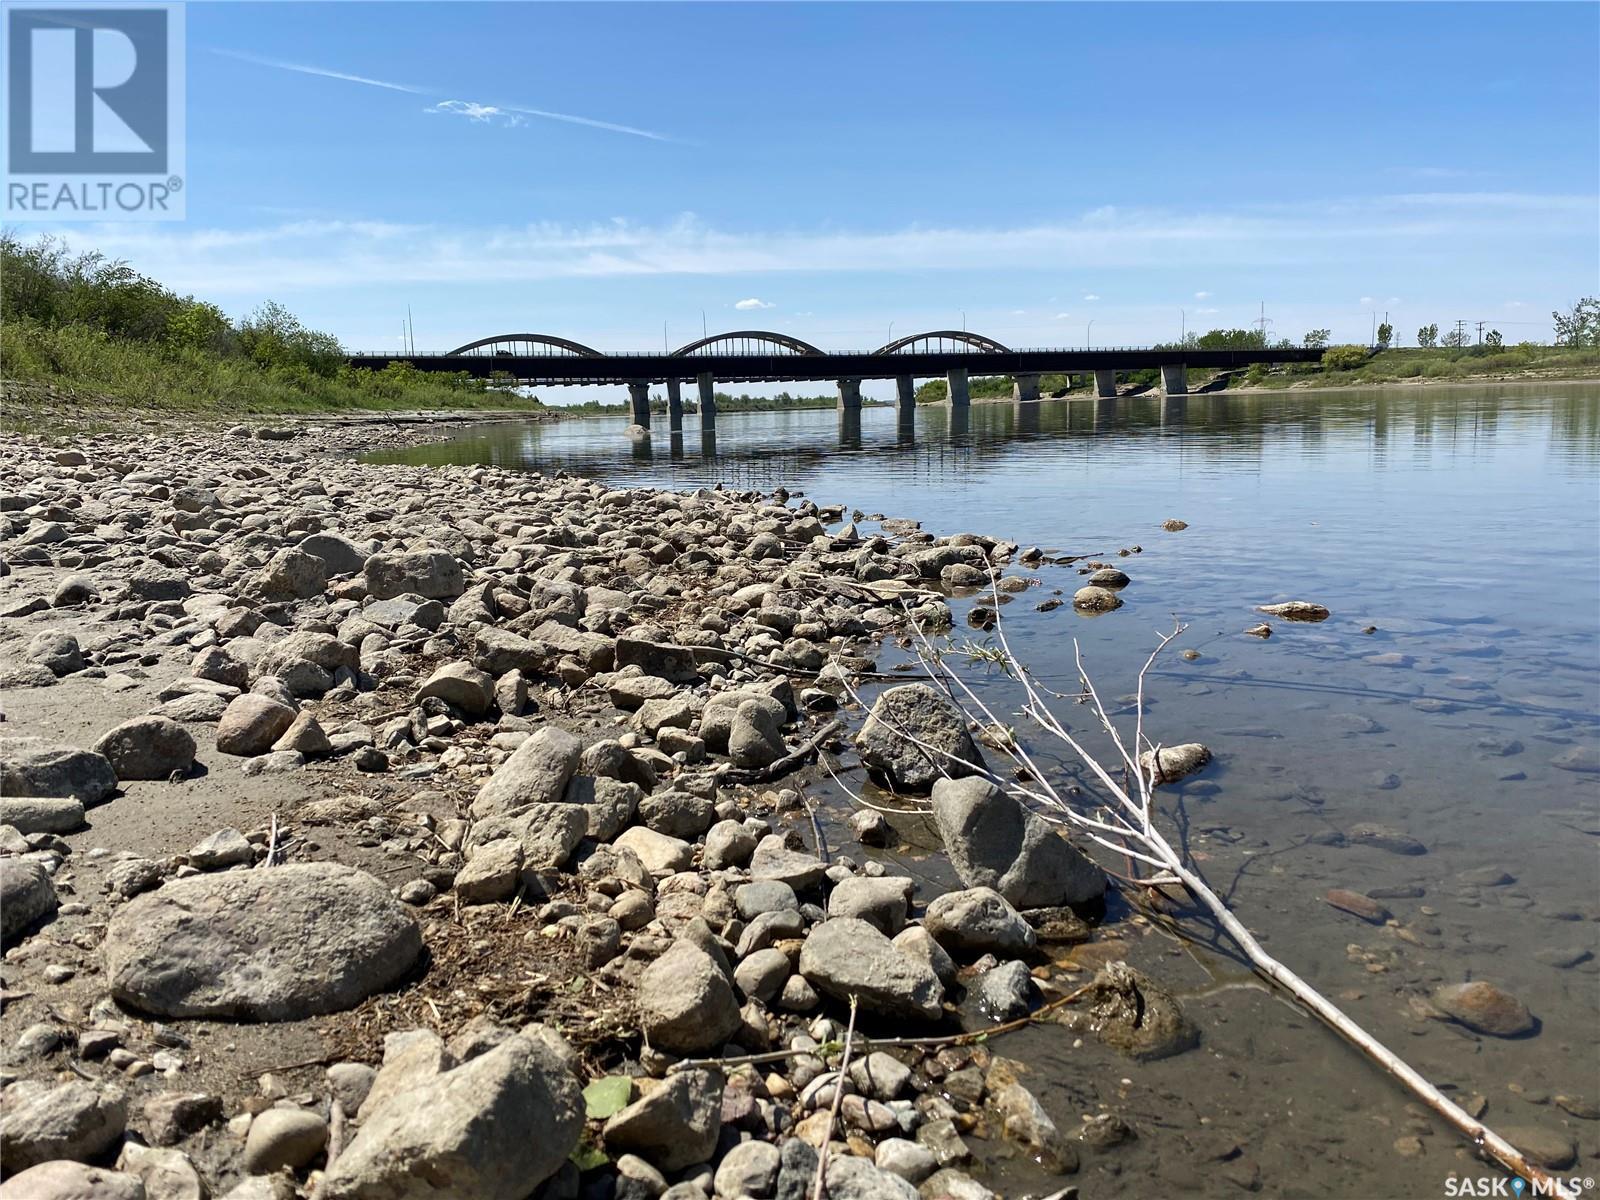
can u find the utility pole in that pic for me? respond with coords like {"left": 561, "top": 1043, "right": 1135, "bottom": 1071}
{"left": 1254, "top": 301, "right": 1273, "bottom": 343}
{"left": 1475, "top": 320, "right": 1486, "bottom": 346}
{"left": 1455, "top": 319, "right": 1467, "bottom": 348}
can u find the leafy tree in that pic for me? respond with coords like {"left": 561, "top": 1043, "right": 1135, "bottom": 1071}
{"left": 1441, "top": 329, "right": 1467, "bottom": 349}
{"left": 1484, "top": 329, "right": 1503, "bottom": 348}
{"left": 1302, "top": 329, "right": 1331, "bottom": 349}
{"left": 1416, "top": 323, "right": 1439, "bottom": 348}
{"left": 1552, "top": 297, "right": 1600, "bottom": 347}
{"left": 166, "top": 300, "right": 233, "bottom": 355}
{"left": 1376, "top": 322, "right": 1393, "bottom": 349}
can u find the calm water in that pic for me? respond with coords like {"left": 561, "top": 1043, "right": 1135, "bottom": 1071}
{"left": 371, "top": 387, "right": 1600, "bottom": 1198}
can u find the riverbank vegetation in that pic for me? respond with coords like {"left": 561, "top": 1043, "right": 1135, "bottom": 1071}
{"left": 1, "top": 233, "right": 520, "bottom": 420}
{"left": 911, "top": 315, "right": 1600, "bottom": 403}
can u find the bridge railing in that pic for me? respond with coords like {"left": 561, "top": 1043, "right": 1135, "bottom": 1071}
{"left": 347, "top": 344, "right": 1219, "bottom": 358}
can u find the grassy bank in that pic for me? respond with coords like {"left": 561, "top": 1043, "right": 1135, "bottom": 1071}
{"left": 1, "top": 233, "right": 526, "bottom": 425}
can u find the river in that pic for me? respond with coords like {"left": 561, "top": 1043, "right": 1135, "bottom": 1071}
{"left": 368, "top": 384, "right": 1600, "bottom": 1199}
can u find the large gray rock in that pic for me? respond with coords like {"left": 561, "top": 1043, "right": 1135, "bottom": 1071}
{"left": 930, "top": 777, "right": 1105, "bottom": 907}
{"left": 472, "top": 627, "right": 549, "bottom": 676}
{"left": 416, "top": 662, "right": 495, "bottom": 717}
{"left": 465, "top": 804, "right": 588, "bottom": 872}
{"left": 0, "top": 1082, "right": 127, "bottom": 1172}
{"left": 0, "top": 738, "right": 117, "bottom": 802}
{"left": 602, "top": 1069, "right": 724, "bottom": 1172}
{"left": 27, "top": 630, "right": 85, "bottom": 676}
{"left": 298, "top": 532, "right": 369, "bottom": 576}
{"left": 472, "top": 726, "right": 583, "bottom": 818}
{"left": 823, "top": 1155, "right": 920, "bottom": 1200}
{"left": 855, "top": 685, "right": 983, "bottom": 792}
{"left": 798, "top": 918, "right": 944, "bottom": 1021}
{"left": 92, "top": 716, "right": 197, "bottom": 781}
{"left": 728, "top": 700, "right": 785, "bottom": 769}
{"left": 250, "top": 548, "right": 327, "bottom": 601}
{"left": 105, "top": 863, "right": 421, "bottom": 1020}
{"left": 923, "top": 887, "right": 1036, "bottom": 957}
{"left": 638, "top": 941, "right": 741, "bottom": 1055}
{"left": 364, "top": 549, "right": 465, "bottom": 600}
{"left": 322, "top": 1032, "right": 582, "bottom": 1200}
{"left": 214, "top": 694, "right": 296, "bottom": 757}
{"left": 0, "top": 796, "right": 85, "bottom": 834}
{"left": 1, "top": 858, "right": 59, "bottom": 942}
{"left": 0, "top": 1161, "right": 144, "bottom": 1199}
{"left": 827, "top": 876, "right": 914, "bottom": 935}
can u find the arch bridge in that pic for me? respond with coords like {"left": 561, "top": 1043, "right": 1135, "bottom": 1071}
{"left": 347, "top": 328, "right": 1328, "bottom": 430}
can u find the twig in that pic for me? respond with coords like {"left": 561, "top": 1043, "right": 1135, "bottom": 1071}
{"left": 670, "top": 983, "right": 1094, "bottom": 1074}
{"left": 811, "top": 996, "right": 857, "bottom": 1200}
{"left": 326, "top": 1099, "right": 347, "bottom": 1169}
{"left": 720, "top": 719, "right": 842, "bottom": 785}
{"left": 259, "top": 812, "right": 280, "bottom": 868}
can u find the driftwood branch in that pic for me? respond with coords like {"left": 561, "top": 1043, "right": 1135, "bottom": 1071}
{"left": 898, "top": 583, "right": 1575, "bottom": 1199}
{"left": 720, "top": 719, "right": 843, "bottom": 785}
{"left": 810, "top": 996, "right": 857, "bottom": 1200}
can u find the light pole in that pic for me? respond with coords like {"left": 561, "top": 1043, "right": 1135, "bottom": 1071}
{"left": 888, "top": 321, "right": 894, "bottom": 345}
{"left": 1181, "top": 308, "right": 1186, "bottom": 343}
{"left": 960, "top": 309, "right": 966, "bottom": 332}
{"left": 1086, "top": 320, "right": 1094, "bottom": 349}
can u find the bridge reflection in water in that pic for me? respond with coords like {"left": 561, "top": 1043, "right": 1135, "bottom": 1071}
{"left": 601, "top": 391, "right": 1191, "bottom": 467}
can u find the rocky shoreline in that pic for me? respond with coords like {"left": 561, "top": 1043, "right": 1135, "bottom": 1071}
{"left": 0, "top": 418, "right": 1205, "bottom": 1200}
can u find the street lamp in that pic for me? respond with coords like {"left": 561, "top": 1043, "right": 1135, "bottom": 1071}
{"left": 1086, "top": 320, "right": 1094, "bottom": 349}
{"left": 960, "top": 310, "right": 966, "bottom": 332}
{"left": 1181, "top": 309, "right": 1186, "bottom": 343}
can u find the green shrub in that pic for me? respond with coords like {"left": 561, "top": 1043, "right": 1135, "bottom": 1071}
{"left": 1321, "top": 345, "right": 1369, "bottom": 371}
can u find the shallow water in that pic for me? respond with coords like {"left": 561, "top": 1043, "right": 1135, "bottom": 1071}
{"left": 371, "top": 386, "right": 1600, "bottom": 1198}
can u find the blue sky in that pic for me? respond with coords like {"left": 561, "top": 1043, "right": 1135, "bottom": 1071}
{"left": 38, "top": 1, "right": 1600, "bottom": 384}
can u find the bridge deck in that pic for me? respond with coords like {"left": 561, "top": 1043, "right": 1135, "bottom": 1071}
{"left": 345, "top": 347, "right": 1327, "bottom": 386}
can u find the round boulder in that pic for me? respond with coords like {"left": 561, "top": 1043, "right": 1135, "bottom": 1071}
{"left": 105, "top": 862, "right": 422, "bottom": 1020}
{"left": 92, "top": 716, "right": 197, "bottom": 781}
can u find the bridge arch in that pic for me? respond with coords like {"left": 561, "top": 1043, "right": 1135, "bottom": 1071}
{"left": 670, "top": 330, "right": 825, "bottom": 357}
{"left": 444, "top": 333, "right": 606, "bottom": 357}
{"left": 873, "top": 330, "right": 1011, "bottom": 355}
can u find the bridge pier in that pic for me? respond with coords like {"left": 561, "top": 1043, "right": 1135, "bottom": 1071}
{"left": 697, "top": 372, "right": 717, "bottom": 430}
{"left": 1093, "top": 369, "right": 1118, "bottom": 399}
{"left": 837, "top": 379, "right": 862, "bottom": 411}
{"left": 628, "top": 382, "right": 652, "bottom": 428}
{"left": 1160, "top": 364, "right": 1188, "bottom": 395}
{"left": 895, "top": 375, "right": 916, "bottom": 415}
{"left": 666, "top": 379, "right": 684, "bottom": 431}
{"left": 1013, "top": 373, "right": 1040, "bottom": 403}
{"left": 946, "top": 368, "right": 970, "bottom": 409}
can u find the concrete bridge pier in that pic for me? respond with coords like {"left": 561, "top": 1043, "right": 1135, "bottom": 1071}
{"left": 1013, "top": 373, "right": 1040, "bottom": 403}
{"left": 837, "top": 379, "right": 862, "bottom": 411}
{"left": 697, "top": 372, "right": 716, "bottom": 429}
{"left": 946, "top": 368, "right": 970, "bottom": 409}
{"left": 628, "top": 382, "right": 652, "bottom": 428}
{"left": 895, "top": 375, "right": 916, "bottom": 415}
{"left": 1093, "top": 369, "right": 1118, "bottom": 399}
{"left": 1160, "top": 364, "right": 1188, "bottom": 395}
{"left": 666, "top": 379, "right": 684, "bottom": 431}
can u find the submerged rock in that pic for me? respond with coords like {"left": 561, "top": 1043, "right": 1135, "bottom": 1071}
{"left": 1256, "top": 601, "right": 1330, "bottom": 622}
{"left": 1433, "top": 980, "right": 1536, "bottom": 1037}
{"left": 1056, "top": 961, "right": 1198, "bottom": 1060}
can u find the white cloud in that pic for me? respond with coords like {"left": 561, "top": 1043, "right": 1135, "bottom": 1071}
{"left": 212, "top": 48, "right": 672, "bottom": 141}
{"left": 1194, "top": 290, "right": 1211, "bottom": 299}
{"left": 1196, "top": 307, "right": 1219, "bottom": 315}
{"left": 1506, "top": 300, "right": 1528, "bottom": 308}
{"left": 1385, "top": 296, "right": 1401, "bottom": 305}
{"left": 427, "top": 101, "right": 524, "bottom": 127}
{"left": 46, "top": 192, "right": 1595, "bottom": 297}
{"left": 1010, "top": 309, "right": 1027, "bottom": 316}
{"left": 1083, "top": 293, "right": 1100, "bottom": 301}
{"left": 734, "top": 298, "right": 774, "bottom": 311}
{"left": 1053, "top": 312, "right": 1072, "bottom": 319}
